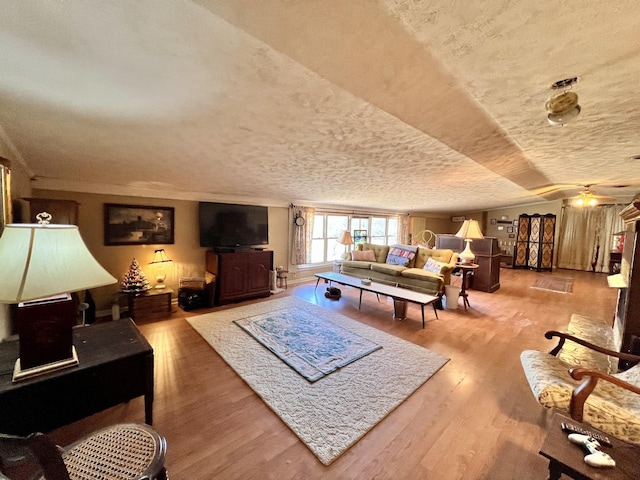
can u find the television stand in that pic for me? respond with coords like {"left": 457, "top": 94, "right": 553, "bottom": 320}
{"left": 206, "top": 250, "right": 273, "bottom": 305}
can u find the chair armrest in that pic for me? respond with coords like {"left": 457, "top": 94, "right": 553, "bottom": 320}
{"left": 568, "top": 366, "right": 640, "bottom": 422}
{"left": 544, "top": 330, "right": 640, "bottom": 364}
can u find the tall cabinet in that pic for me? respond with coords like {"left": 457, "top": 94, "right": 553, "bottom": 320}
{"left": 513, "top": 213, "right": 556, "bottom": 271}
{"left": 611, "top": 195, "right": 640, "bottom": 368}
{"left": 436, "top": 235, "right": 501, "bottom": 292}
{"left": 206, "top": 250, "right": 273, "bottom": 305}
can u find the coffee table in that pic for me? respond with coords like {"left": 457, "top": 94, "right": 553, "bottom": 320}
{"left": 314, "top": 272, "right": 439, "bottom": 328}
{"left": 539, "top": 412, "right": 639, "bottom": 479}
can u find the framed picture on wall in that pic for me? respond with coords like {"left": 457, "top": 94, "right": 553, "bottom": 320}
{"left": 507, "top": 227, "right": 514, "bottom": 233}
{"left": 353, "top": 230, "right": 367, "bottom": 243}
{"left": 490, "top": 219, "right": 497, "bottom": 225}
{"left": 104, "top": 203, "right": 175, "bottom": 246}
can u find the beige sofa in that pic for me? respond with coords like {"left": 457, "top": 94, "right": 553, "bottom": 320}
{"left": 340, "top": 242, "right": 458, "bottom": 296}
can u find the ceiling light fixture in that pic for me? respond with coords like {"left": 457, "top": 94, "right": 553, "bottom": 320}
{"left": 575, "top": 187, "right": 598, "bottom": 207}
{"left": 546, "top": 77, "right": 581, "bottom": 126}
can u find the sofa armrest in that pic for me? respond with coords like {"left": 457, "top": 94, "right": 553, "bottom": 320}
{"left": 544, "top": 330, "right": 640, "bottom": 364}
{"left": 568, "top": 366, "right": 640, "bottom": 422}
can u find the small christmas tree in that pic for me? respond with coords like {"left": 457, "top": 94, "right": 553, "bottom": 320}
{"left": 121, "top": 258, "right": 151, "bottom": 293}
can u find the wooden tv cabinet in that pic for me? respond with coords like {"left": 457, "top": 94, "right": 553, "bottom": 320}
{"left": 206, "top": 250, "right": 273, "bottom": 305}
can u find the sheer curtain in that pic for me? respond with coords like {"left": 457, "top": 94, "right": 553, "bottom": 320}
{"left": 557, "top": 204, "right": 625, "bottom": 272}
{"left": 290, "top": 206, "right": 315, "bottom": 265}
{"left": 397, "top": 214, "right": 410, "bottom": 244}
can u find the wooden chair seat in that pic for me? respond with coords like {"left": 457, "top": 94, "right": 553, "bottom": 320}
{"left": 0, "top": 423, "right": 167, "bottom": 480}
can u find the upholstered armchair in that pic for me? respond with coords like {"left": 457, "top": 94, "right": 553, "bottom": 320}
{"left": 520, "top": 331, "right": 640, "bottom": 445}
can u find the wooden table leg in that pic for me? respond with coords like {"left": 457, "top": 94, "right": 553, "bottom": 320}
{"left": 546, "top": 460, "right": 562, "bottom": 480}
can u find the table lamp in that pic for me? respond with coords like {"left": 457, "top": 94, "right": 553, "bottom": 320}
{"left": 455, "top": 219, "right": 484, "bottom": 264}
{"left": 337, "top": 230, "right": 354, "bottom": 248}
{"left": 149, "top": 248, "right": 172, "bottom": 288}
{"left": 0, "top": 213, "right": 117, "bottom": 381}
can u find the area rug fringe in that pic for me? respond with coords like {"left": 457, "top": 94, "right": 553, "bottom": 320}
{"left": 187, "top": 296, "right": 449, "bottom": 465}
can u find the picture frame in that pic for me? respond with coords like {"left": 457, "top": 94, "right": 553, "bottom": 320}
{"left": 513, "top": 219, "right": 519, "bottom": 226}
{"left": 497, "top": 226, "right": 504, "bottom": 231}
{"left": 509, "top": 233, "right": 516, "bottom": 238}
{"left": 353, "top": 230, "right": 368, "bottom": 243}
{"left": 507, "top": 227, "right": 514, "bottom": 233}
{"left": 104, "top": 203, "right": 174, "bottom": 246}
{"left": 490, "top": 218, "right": 496, "bottom": 225}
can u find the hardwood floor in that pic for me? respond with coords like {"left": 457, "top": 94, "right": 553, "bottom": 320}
{"left": 48, "top": 268, "right": 618, "bottom": 479}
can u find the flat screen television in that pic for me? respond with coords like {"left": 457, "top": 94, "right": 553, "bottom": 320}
{"left": 199, "top": 202, "right": 269, "bottom": 248}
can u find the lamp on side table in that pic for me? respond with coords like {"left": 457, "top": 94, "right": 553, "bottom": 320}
{"left": 0, "top": 212, "right": 117, "bottom": 382}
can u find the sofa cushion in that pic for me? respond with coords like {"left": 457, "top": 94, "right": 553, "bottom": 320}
{"left": 371, "top": 263, "right": 406, "bottom": 277}
{"left": 401, "top": 268, "right": 442, "bottom": 281}
{"left": 342, "top": 260, "right": 374, "bottom": 270}
{"left": 423, "top": 257, "right": 446, "bottom": 274}
{"left": 386, "top": 244, "right": 418, "bottom": 267}
{"left": 351, "top": 249, "right": 376, "bottom": 262}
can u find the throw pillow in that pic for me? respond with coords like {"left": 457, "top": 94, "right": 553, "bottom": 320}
{"left": 351, "top": 249, "right": 376, "bottom": 262}
{"left": 386, "top": 244, "right": 418, "bottom": 266}
{"left": 423, "top": 257, "right": 446, "bottom": 274}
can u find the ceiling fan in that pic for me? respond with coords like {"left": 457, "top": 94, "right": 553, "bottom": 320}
{"left": 530, "top": 183, "right": 616, "bottom": 205}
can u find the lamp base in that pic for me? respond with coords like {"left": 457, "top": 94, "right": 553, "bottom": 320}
{"left": 12, "top": 346, "right": 79, "bottom": 383}
{"left": 458, "top": 239, "right": 476, "bottom": 264}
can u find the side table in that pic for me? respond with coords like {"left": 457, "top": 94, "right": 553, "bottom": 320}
{"left": 127, "top": 288, "right": 173, "bottom": 321}
{"left": 454, "top": 263, "right": 479, "bottom": 310}
{"left": 539, "top": 412, "right": 639, "bottom": 480}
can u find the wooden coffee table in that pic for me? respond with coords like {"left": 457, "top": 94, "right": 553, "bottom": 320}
{"left": 314, "top": 272, "right": 439, "bottom": 328}
{"left": 539, "top": 412, "right": 639, "bottom": 480}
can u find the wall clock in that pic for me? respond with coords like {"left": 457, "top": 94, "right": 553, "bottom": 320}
{"left": 294, "top": 215, "right": 305, "bottom": 227}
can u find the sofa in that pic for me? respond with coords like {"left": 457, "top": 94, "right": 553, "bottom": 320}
{"left": 340, "top": 242, "right": 458, "bottom": 296}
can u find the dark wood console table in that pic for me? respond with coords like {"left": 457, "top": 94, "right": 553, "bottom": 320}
{"left": 0, "top": 318, "right": 154, "bottom": 435}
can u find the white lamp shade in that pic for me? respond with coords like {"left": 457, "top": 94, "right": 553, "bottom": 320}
{"left": 0, "top": 223, "right": 117, "bottom": 303}
{"left": 455, "top": 220, "right": 483, "bottom": 264}
{"left": 150, "top": 248, "right": 172, "bottom": 264}
{"left": 455, "top": 220, "right": 484, "bottom": 240}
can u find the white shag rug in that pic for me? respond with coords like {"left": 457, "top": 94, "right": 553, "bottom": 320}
{"left": 187, "top": 296, "right": 449, "bottom": 465}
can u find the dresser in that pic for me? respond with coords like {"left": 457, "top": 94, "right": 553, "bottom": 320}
{"left": 206, "top": 250, "right": 273, "bottom": 305}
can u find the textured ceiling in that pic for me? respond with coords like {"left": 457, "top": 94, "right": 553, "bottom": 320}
{"left": 1, "top": 0, "right": 639, "bottom": 213}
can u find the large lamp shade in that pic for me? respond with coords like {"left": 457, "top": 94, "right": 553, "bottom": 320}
{"left": 0, "top": 222, "right": 117, "bottom": 380}
{"left": 0, "top": 223, "right": 117, "bottom": 303}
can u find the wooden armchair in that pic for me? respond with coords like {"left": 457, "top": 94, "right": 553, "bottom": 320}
{"left": 520, "top": 331, "right": 640, "bottom": 445}
{"left": 0, "top": 423, "right": 167, "bottom": 480}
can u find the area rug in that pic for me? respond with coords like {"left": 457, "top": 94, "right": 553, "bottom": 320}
{"left": 187, "top": 296, "right": 449, "bottom": 465}
{"left": 531, "top": 276, "right": 573, "bottom": 293}
{"left": 234, "top": 307, "right": 382, "bottom": 382}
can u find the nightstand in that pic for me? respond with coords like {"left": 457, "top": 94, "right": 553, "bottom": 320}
{"left": 127, "top": 288, "right": 173, "bottom": 321}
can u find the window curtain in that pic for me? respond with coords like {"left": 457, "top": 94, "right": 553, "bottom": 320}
{"left": 290, "top": 206, "right": 315, "bottom": 265}
{"left": 397, "top": 214, "right": 410, "bottom": 244}
{"left": 556, "top": 204, "right": 625, "bottom": 272}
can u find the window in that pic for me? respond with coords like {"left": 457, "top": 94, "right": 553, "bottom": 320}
{"left": 308, "top": 212, "right": 399, "bottom": 265}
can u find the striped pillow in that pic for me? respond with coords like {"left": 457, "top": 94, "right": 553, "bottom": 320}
{"left": 386, "top": 245, "right": 417, "bottom": 266}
